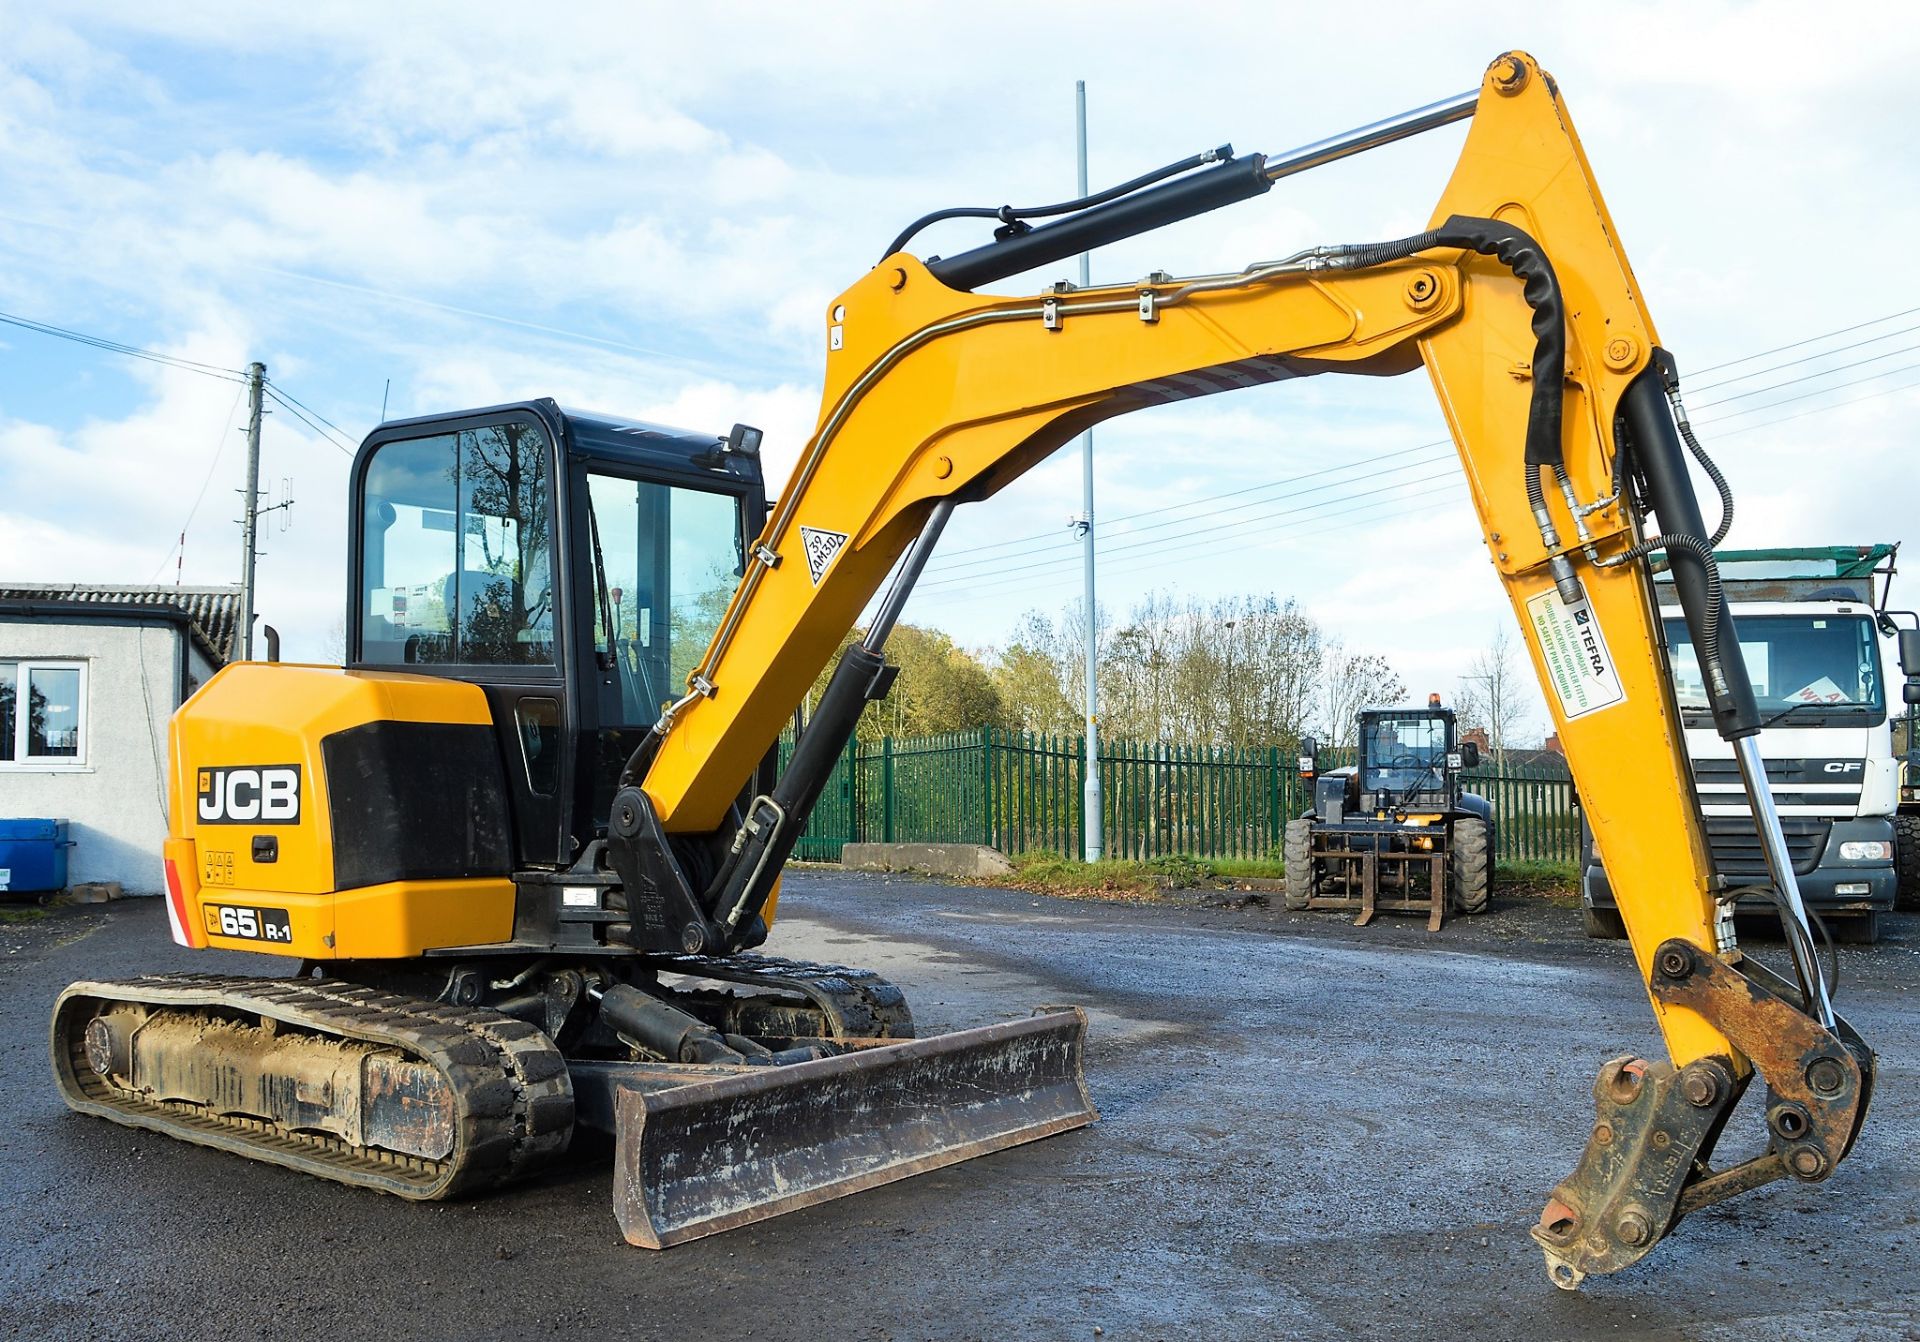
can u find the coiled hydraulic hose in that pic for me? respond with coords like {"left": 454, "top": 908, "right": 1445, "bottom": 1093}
{"left": 1329, "top": 216, "right": 1565, "bottom": 469}
{"left": 1327, "top": 215, "right": 1585, "bottom": 600}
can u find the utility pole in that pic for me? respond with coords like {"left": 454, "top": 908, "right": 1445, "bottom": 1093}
{"left": 239, "top": 361, "right": 266, "bottom": 661}
{"left": 1075, "top": 79, "right": 1104, "bottom": 862}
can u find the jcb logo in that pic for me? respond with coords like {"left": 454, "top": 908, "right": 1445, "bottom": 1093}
{"left": 197, "top": 765, "right": 301, "bottom": 824}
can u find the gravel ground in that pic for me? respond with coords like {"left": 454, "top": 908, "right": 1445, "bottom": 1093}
{"left": 1, "top": 876, "right": 1914, "bottom": 1341}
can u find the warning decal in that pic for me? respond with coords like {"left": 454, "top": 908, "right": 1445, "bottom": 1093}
{"left": 1526, "top": 589, "right": 1626, "bottom": 720}
{"left": 799, "top": 525, "right": 849, "bottom": 585}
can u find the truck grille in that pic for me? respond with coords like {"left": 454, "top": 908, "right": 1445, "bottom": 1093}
{"left": 1702, "top": 817, "right": 1829, "bottom": 878}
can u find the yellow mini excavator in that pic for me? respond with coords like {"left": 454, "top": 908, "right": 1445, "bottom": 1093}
{"left": 53, "top": 52, "right": 1883, "bottom": 1287}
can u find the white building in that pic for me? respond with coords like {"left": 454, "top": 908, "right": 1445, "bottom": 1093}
{"left": 0, "top": 584, "right": 240, "bottom": 894}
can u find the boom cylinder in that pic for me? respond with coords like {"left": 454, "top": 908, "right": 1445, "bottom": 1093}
{"left": 1617, "top": 369, "right": 1758, "bottom": 740}
{"left": 703, "top": 502, "right": 955, "bottom": 944}
{"left": 1619, "top": 366, "right": 1831, "bottom": 1022}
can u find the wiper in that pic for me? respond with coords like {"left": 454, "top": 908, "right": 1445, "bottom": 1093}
{"left": 1756, "top": 702, "right": 1871, "bottom": 730}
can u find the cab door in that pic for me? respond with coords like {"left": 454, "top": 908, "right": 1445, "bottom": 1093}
{"left": 350, "top": 406, "right": 574, "bottom": 867}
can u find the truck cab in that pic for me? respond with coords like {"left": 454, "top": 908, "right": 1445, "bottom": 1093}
{"left": 1583, "top": 545, "right": 1919, "bottom": 943}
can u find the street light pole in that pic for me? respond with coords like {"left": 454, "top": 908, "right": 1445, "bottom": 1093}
{"left": 1076, "top": 79, "right": 1104, "bottom": 862}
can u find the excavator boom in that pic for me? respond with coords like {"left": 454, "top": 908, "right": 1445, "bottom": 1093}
{"left": 626, "top": 50, "right": 1874, "bottom": 1284}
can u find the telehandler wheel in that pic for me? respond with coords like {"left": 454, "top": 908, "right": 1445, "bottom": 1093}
{"left": 1894, "top": 814, "right": 1920, "bottom": 911}
{"left": 1581, "top": 903, "right": 1628, "bottom": 940}
{"left": 1283, "top": 818, "right": 1316, "bottom": 911}
{"left": 1450, "top": 816, "right": 1492, "bottom": 914}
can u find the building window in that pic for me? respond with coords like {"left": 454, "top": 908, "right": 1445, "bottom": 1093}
{"left": 0, "top": 661, "right": 88, "bottom": 766}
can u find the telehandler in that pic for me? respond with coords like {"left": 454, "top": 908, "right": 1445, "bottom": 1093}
{"left": 53, "top": 52, "right": 1882, "bottom": 1288}
{"left": 1287, "top": 698, "right": 1494, "bottom": 929}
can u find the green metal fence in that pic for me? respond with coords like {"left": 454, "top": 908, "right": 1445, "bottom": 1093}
{"left": 782, "top": 728, "right": 1578, "bottom": 865}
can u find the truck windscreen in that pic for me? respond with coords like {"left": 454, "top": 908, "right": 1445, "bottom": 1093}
{"left": 1664, "top": 614, "right": 1883, "bottom": 725}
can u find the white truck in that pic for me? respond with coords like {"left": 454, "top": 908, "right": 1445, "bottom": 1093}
{"left": 1584, "top": 544, "right": 1920, "bottom": 944}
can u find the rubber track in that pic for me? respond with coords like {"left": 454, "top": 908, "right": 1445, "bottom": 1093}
{"left": 52, "top": 973, "right": 573, "bottom": 1200}
{"left": 649, "top": 952, "right": 915, "bottom": 1040}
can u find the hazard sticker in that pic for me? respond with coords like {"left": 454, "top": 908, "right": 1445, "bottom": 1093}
{"left": 1526, "top": 590, "right": 1626, "bottom": 720}
{"left": 799, "top": 526, "right": 848, "bottom": 585}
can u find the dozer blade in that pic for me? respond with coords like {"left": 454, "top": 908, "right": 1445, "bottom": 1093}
{"left": 612, "top": 1007, "right": 1095, "bottom": 1248}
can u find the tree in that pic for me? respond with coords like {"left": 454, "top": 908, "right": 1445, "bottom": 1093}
{"left": 1454, "top": 625, "right": 1533, "bottom": 770}
{"left": 1321, "top": 643, "right": 1408, "bottom": 748}
{"left": 991, "top": 639, "right": 1078, "bottom": 734}
{"left": 803, "top": 622, "right": 1008, "bottom": 740}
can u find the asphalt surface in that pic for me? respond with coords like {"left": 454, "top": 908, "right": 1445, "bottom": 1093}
{"left": 1, "top": 878, "right": 1915, "bottom": 1342}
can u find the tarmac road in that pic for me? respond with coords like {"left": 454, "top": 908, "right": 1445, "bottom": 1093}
{"left": 1, "top": 877, "right": 1914, "bottom": 1341}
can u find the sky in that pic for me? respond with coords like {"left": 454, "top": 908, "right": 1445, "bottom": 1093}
{"left": 3, "top": 2, "right": 1918, "bottom": 741}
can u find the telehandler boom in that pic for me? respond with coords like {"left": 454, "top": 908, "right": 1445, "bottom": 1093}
{"left": 54, "top": 52, "right": 1877, "bottom": 1287}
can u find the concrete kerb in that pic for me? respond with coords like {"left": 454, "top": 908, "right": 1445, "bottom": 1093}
{"left": 841, "top": 843, "right": 1014, "bottom": 881}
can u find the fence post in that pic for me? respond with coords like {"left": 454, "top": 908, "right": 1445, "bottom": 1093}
{"left": 843, "top": 735, "right": 861, "bottom": 844}
{"left": 881, "top": 735, "right": 895, "bottom": 843}
{"left": 980, "top": 725, "right": 995, "bottom": 849}
{"left": 1267, "top": 745, "right": 1281, "bottom": 853}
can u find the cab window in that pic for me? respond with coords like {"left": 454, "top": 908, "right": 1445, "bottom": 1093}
{"left": 359, "top": 421, "right": 557, "bottom": 666}
{"left": 586, "top": 473, "right": 745, "bottom": 725}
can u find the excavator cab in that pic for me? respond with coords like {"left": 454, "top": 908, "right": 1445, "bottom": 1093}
{"left": 348, "top": 401, "right": 768, "bottom": 870}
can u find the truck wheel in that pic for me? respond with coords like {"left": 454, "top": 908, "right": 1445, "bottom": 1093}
{"left": 1581, "top": 904, "right": 1628, "bottom": 940}
{"left": 1283, "top": 818, "right": 1316, "bottom": 911}
{"left": 1450, "top": 817, "right": 1492, "bottom": 914}
{"left": 1895, "top": 814, "right": 1920, "bottom": 911}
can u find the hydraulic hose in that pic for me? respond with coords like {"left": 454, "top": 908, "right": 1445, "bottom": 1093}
{"left": 1329, "top": 215, "right": 1565, "bottom": 469}
{"left": 882, "top": 145, "right": 1233, "bottom": 262}
{"left": 1327, "top": 214, "right": 1580, "bottom": 600}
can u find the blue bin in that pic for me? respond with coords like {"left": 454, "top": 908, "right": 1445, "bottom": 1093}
{"left": 0, "top": 818, "right": 73, "bottom": 894}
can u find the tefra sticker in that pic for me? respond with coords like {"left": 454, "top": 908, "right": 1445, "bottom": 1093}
{"left": 1526, "top": 590, "right": 1626, "bottom": 720}
{"left": 799, "top": 526, "right": 848, "bottom": 585}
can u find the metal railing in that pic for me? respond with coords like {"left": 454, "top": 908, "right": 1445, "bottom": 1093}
{"left": 782, "top": 729, "right": 1578, "bottom": 865}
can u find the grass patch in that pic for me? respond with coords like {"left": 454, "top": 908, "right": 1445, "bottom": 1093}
{"left": 1496, "top": 859, "right": 1580, "bottom": 905}
{"left": 992, "top": 851, "right": 1578, "bottom": 906}
{"left": 995, "top": 851, "right": 1277, "bottom": 900}
{"left": 1208, "top": 856, "right": 1288, "bottom": 881}
{"left": 0, "top": 906, "right": 48, "bottom": 924}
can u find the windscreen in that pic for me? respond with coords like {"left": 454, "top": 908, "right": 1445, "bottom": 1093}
{"left": 1362, "top": 714, "right": 1449, "bottom": 800}
{"left": 1664, "top": 613, "right": 1883, "bottom": 725}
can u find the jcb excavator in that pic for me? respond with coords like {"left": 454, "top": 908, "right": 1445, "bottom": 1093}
{"left": 53, "top": 52, "right": 1879, "bottom": 1288}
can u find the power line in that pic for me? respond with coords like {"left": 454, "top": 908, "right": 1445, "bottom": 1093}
{"left": 1686, "top": 320, "right": 1920, "bottom": 393}
{"left": 918, "top": 459, "right": 1461, "bottom": 591}
{"left": 148, "top": 383, "right": 249, "bottom": 581}
{"left": 1685, "top": 304, "right": 1920, "bottom": 377}
{"left": 265, "top": 382, "right": 353, "bottom": 444}
{"left": 0, "top": 306, "right": 362, "bottom": 456}
{"left": 1697, "top": 356, "right": 1920, "bottom": 424}
{"left": 924, "top": 439, "right": 1449, "bottom": 574}
{"left": 913, "top": 344, "right": 1920, "bottom": 611}
{"left": 1691, "top": 341, "right": 1920, "bottom": 412}
{"left": 914, "top": 474, "right": 1471, "bottom": 610}
{"left": 262, "top": 385, "right": 356, "bottom": 456}
{"left": 1706, "top": 370, "right": 1920, "bottom": 440}
{"left": 925, "top": 304, "right": 1920, "bottom": 569}
{"left": 0, "top": 309, "right": 248, "bottom": 381}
